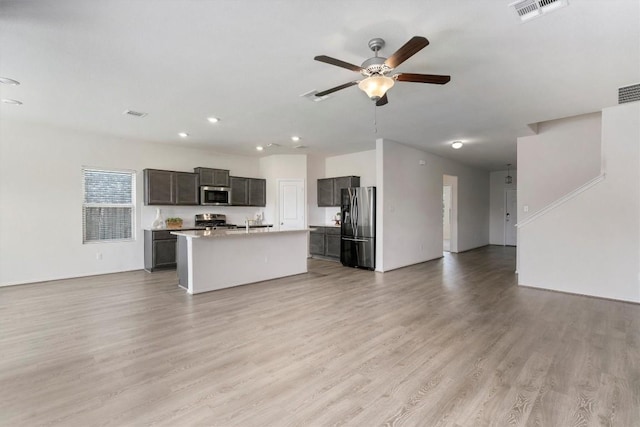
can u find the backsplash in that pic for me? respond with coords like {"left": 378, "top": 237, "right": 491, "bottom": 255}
{"left": 142, "top": 205, "right": 266, "bottom": 228}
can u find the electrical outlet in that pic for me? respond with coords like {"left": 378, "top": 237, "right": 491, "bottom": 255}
{"left": 523, "top": 205, "right": 529, "bottom": 212}
{"left": 96, "top": 252, "right": 103, "bottom": 260}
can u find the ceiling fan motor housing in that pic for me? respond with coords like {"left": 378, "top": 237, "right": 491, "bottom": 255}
{"left": 361, "top": 57, "right": 391, "bottom": 76}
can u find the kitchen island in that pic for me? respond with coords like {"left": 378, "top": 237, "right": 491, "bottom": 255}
{"left": 171, "top": 228, "right": 311, "bottom": 294}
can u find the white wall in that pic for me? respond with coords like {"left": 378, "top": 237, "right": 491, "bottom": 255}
{"left": 489, "top": 169, "right": 517, "bottom": 245}
{"left": 518, "top": 112, "right": 602, "bottom": 218}
{"left": 325, "top": 150, "right": 377, "bottom": 186}
{"left": 376, "top": 139, "right": 490, "bottom": 272}
{"left": 258, "top": 154, "right": 307, "bottom": 227}
{"left": 0, "top": 120, "right": 260, "bottom": 286}
{"left": 517, "top": 103, "right": 640, "bottom": 303}
{"left": 306, "top": 154, "right": 326, "bottom": 226}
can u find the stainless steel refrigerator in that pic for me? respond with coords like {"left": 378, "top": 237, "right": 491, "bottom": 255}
{"left": 341, "top": 186, "right": 376, "bottom": 270}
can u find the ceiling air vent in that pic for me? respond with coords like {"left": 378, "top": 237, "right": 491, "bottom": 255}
{"left": 509, "top": 0, "right": 569, "bottom": 22}
{"left": 619, "top": 83, "right": 640, "bottom": 104}
{"left": 122, "top": 110, "right": 148, "bottom": 118}
{"left": 300, "top": 89, "right": 329, "bottom": 102}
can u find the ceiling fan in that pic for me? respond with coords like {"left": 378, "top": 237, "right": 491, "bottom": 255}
{"left": 314, "top": 36, "right": 451, "bottom": 106}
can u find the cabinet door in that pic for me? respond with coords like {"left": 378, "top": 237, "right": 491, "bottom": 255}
{"left": 310, "top": 231, "right": 325, "bottom": 255}
{"left": 144, "top": 169, "right": 175, "bottom": 205}
{"left": 333, "top": 176, "right": 360, "bottom": 206}
{"left": 212, "top": 169, "right": 230, "bottom": 187}
{"left": 175, "top": 172, "right": 199, "bottom": 205}
{"left": 153, "top": 239, "right": 176, "bottom": 268}
{"left": 317, "top": 178, "right": 334, "bottom": 207}
{"left": 248, "top": 178, "right": 266, "bottom": 207}
{"left": 325, "top": 233, "right": 341, "bottom": 258}
{"left": 195, "top": 168, "right": 230, "bottom": 187}
{"left": 230, "top": 176, "right": 248, "bottom": 205}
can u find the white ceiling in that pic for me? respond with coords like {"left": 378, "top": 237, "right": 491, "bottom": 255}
{"left": 1, "top": 0, "right": 638, "bottom": 171}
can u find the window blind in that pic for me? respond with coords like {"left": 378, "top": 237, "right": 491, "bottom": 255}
{"left": 82, "top": 168, "right": 136, "bottom": 243}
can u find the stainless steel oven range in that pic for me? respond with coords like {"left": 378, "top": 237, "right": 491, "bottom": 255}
{"left": 194, "top": 214, "right": 237, "bottom": 230}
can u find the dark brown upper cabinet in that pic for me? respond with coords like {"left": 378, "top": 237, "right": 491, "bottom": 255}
{"left": 144, "top": 169, "right": 199, "bottom": 205}
{"left": 194, "top": 167, "right": 230, "bottom": 187}
{"left": 317, "top": 176, "right": 360, "bottom": 207}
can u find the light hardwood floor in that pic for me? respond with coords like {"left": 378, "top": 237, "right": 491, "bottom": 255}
{"left": 1, "top": 246, "right": 638, "bottom": 426}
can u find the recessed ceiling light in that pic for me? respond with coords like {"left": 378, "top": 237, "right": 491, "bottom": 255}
{"left": 256, "top": 146, "right": 264, "bottom": 151}
{"left": 1, "top": 98, "right": 22, "bottom": 105}
{"left": 0, "top": 77, "right": 20, "bottom": 85}
{"left": 451, "top": 141, "right": 463, "bottom": 149}
{"left": 207, "top": 117, "right": 220, "bottom": 123}
{"left": 178, "top": 132, "right": 189, "bottom": 138}
{"left": 291, "top": 136, "right": 301, "bottom": 142}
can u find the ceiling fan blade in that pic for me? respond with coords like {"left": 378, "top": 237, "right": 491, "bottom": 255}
{"left": 376, "top": 94, "right": 388, "bottom": 107}
{"left": 314, "top": 55, "right": 363, "bottom": 72}
{"left": 384, "top": 36, "right": 430, "bottom": 69}
{"left": 395, "top": 73, "right": 451, "bottom": 85}
{"left": 315, "top": 81, "right": 359, "bottom": 97}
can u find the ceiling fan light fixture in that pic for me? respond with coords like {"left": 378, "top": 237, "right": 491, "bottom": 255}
{"left": 358, "top": 75, "right": 395, "bottom": 100}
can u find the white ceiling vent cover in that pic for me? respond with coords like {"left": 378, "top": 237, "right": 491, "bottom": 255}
{"left": 123, "top": 110, "right": 148, "bottom": 118}
{"left": 509, "top": 0, "right": 569, "bottom": 22}
{"left": 300, "top": 89, "right": 329, "bottom": 102}
{"left": 619, "top": 83, "right": 640, "bottom": 104}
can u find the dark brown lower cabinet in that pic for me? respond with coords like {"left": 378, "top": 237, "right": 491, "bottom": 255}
{"left": 310, "top": 231, "right": 325, "bottom": 255}
{"left": 145, "top": 230, "right": 177, "bottom": 272}
{"left": 325, "top": 231, "right": 341, "bottom": 258}
{"left": 310, "top": 226, "right": 341, "bottom": 261}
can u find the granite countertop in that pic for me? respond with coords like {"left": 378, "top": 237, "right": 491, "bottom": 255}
{"left": 171, "top": 228, "right": 312, "bottom": 239}
{"left": 146, "top": 224, "right": 273, "bottom": 231}
{"left": 145, "top": 227, "right": 205, "bottom": 231}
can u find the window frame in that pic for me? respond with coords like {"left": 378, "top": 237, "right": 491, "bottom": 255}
{"left": 82, "top": 167, "right": 137, "bottom": 244}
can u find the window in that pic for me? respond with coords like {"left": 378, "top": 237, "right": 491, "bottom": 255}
{"left": 82, "top": 168, "right": 136, "bottom": 243}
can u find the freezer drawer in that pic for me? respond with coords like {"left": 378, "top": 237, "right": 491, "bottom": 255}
{"left": 340, "top": 236, "right": 375, "bottom": 270}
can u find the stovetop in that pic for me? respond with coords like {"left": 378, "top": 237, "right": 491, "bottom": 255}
{"left": 194, "top": 213, "right": 236, "bottom": 229}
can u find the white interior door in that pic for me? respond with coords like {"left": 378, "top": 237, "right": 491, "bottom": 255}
{"left": 505, "top": 189, "right": 517, "bottom": 246}
{"left": 278, "top": 179, "right": 305, "bottom": 230}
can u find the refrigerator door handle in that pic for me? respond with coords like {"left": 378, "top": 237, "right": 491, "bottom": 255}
{"left": 342, "top": 237, "right": 369, "bottom": 242}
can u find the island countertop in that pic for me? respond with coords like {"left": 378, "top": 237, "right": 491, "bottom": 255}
{"left": 171, "top": 228, "right": 313, "bottom": 239}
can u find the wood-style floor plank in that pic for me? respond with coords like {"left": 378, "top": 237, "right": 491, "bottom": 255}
{"left": 1, "top": 246, "right": 639, "bottom": 426}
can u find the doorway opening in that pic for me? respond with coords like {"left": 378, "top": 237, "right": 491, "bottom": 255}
{"left": 504, "top": 189, "right": 517, "bottom": 246}
{"left": 443, "top": 174, "right": 458, "bottom": 253}
{"left": 443, "top": 185, "right": 452, "bottom": 252}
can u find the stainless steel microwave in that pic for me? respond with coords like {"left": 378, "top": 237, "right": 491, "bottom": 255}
{"left": 200, "top": 186, "right": 231, "bottom": 206}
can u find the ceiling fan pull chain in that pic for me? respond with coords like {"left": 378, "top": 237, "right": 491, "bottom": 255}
{"left": 373, "top": 102, "right": 378, "bottom": 134}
